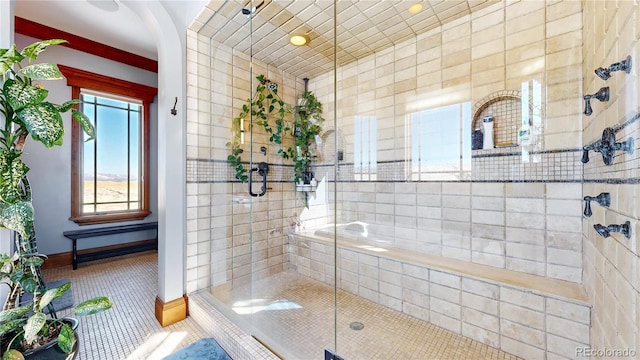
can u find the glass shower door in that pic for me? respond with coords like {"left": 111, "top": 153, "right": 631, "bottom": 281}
{"left": 244, "top": 1, "right": 340, "bottom": 358}
{"left": 204, "top": 1, "right": 340, "bottom": 358}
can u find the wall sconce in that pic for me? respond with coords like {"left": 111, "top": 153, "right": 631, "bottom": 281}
{"left": 240, "top": 118, "right": 245, "bottom": 144}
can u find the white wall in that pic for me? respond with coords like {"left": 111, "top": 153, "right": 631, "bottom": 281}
{"left": 16, "top": 33, "right": 159, "bottom": 255}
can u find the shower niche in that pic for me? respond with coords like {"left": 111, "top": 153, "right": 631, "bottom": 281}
{"left": 471, "top": 89, "right": 540, "bottom": 150}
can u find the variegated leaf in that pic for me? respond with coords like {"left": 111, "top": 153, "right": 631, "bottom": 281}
{"left": 74, "top": 296, "right": 113, "bottom": 316}
{"left": 17, "top": 102, "right": 64, "bottom": 148}
{"left": 23, "top": 312, "right": 46, "bottom": 343}
{"left": 0, "top": 151, "right": 29, "bottom": 204}
{"left": 8, "top": 268, "right": 23, "bottom": 283}
{"left": 2, "top": 79, "right": 49, "bottom": 112}
{"left": 39, "top": 288, "right": 57, "bottom": 310}
{"left": 22, "top": 256, "right": 44, "bottom": 267}
{"left": 20, "top": 275, "right": 38, "bottom": 294}
{"left": 17, "top": 63, "right": 63, "bottom": 81}
{"left": 72, "top": 110, "right": 96, "bottom": 141}
{"left": 58, "top": 99, "right": 78, "bottom": 113}
{"left": 0, "top": 201, "right": 34, "bottom": 239}
{"left": 2, "top": 348, "right": 24, "bottom": 360}
{"left": 0, "top": 319, "right": 24, "bottom": 337}
{"left": 0, "top": 45, "right": 25, "bottom": 76}
{"left": 21, "top": 39, "right": 67, "bottom": 61}
{"left": 40, "top": 282, "right": 70, "bottom": 309}
{"left": 0, "top": 305, "right": 30, "bottom": 322}
{"left": 57, "top": 323, "right": 76, "bottom": 354}
{"left": 0, "top": 259, "right": 12, "bottom": 275}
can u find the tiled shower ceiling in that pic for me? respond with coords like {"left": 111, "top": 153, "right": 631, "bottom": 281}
{"left": 199, "top": 0, "right": 499, "bottom": 79}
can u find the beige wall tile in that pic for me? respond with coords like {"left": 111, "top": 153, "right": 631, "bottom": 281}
{"left": 472, "top": 38, "right": 505, "bottom": 59}
{"left": 501, "top": 335, "right": 545, "bottom": 359}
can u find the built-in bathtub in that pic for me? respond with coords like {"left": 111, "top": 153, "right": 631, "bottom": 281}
{"left": 289, "top": 223, "right": 591, "bottom": 360}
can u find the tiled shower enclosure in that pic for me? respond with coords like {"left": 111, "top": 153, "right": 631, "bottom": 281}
{"left": 185, "top": 1, "right": 640, "bottom": 359}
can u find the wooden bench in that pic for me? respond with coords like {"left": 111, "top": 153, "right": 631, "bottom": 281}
{"left": 63, "top": 222, "right": 158, "bottom": 270}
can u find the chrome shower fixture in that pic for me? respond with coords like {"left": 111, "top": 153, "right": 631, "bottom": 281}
{"left": 595, "top": 55, "right": 632, "bottom": 80}
{"left": 241, "top": 0, "right": 264, "bottom": 17}
{"left": 583, "top": 86, "right": 609, "bottom": 116}
{"left": 593, "top": 221, "right": 631, "bottom": 239}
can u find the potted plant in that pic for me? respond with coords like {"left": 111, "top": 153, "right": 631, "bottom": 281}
{"left": 277, "top": 90, "right": 324, "bottom": 185}
{"left": 0, "top": 39, "right": 112, "bottom": 359}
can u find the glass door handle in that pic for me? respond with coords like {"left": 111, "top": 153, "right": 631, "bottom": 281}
{"left": 248, "top": 162, "right": 269, "bottom": 197}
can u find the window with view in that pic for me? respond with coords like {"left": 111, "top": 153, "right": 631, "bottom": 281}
{"left": 81, "top": 92, "right": 141, "bottom": 213}
{"left": 59, "top": 66, "right": 156, "bottom": 225}
{"left": 409, "top": 102, "right": 472, "bottom": 181}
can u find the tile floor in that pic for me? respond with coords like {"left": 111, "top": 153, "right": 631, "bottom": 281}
{"left": 43, "top": 251, "right": 209, "bottom": 360}
{"left": 44, "top": 251, "right": 521, "bottom": 360}
{"left": 210, "top": 271, "right": 522, "bottom": 360}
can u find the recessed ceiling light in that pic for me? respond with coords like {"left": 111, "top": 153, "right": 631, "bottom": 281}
{"left": 290, "top": 34, "right": 310, "bottom": 46}
{"left": 408, "top": 3, "right": 423, "bottom": 14}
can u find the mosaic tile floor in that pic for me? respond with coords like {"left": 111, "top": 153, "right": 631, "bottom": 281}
{"left": 43, "top": 251, "right": 210, "bottom": 360}
{"left": 43, "top": 251, "right": 522, "bottom": 360}
{"left": 210, "top": 271, "right": 522, "bottom": 360}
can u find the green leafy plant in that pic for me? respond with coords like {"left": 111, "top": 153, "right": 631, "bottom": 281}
{"left": 0, "top": 40, "right": 111, "bottom": 359}
{"left": 275, "top": 90, "right": 324, "bottom": 184}
{"left": 0, "top": 252, "right": 113, "bottom": 359}
{"left": 226, "top": 75, "right": 324, "bottom": 185}
{"left": 226, "top": 75, "right": 290, "bottom": 182}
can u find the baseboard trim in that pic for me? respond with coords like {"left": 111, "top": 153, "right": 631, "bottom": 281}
{"left": 42, "top": 239, "right": 157, "bottom": 269}
{"left": 155, "top": 294, "right": 189, "bottom": 327}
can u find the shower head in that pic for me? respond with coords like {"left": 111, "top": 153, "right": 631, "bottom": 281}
{"left": 241, "top": 0, "right": 264, "bottom": 18}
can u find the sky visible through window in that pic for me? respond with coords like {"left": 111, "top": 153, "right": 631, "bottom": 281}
{"left": 81, "top": 94, "right": 140, "bottom": 180}
{"left": 410, "top": 102, "right": 471, "bottom": 180}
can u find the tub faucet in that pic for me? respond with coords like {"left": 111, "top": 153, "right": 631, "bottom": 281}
{"left": 593, "top": 221, "right": 631, "bottom": 239}
{"left": 583, "top": 87, "right": 609, "bottom": 116}
{"left": 583, "top": 192, "right": 610, "bottom": 217}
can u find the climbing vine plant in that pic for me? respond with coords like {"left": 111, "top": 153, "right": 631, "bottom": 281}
{"left": 226, "top": 75, "right": 290, "bottom": 182}
{"left": 227, "top": 75, "right": 324, "bottom": 185}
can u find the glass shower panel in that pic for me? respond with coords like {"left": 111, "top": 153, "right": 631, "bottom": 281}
{"left": 205, "top": 1, "right": 338, "bottom": 359}
{"left": 246, "top": 1, "right": 339, "bottom": 358}
{"left": 203, "top": 0, "right": 255, "bottom": 339}
{"left": 192, "top": 2, "right": 630, "bottom": 359}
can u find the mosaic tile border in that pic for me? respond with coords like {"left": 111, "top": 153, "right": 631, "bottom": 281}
{"left": 187, "top": 149, "right": 585, "bottom": 183}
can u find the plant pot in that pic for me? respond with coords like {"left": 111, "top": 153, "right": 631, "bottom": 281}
{"left": 22, "top": 317, "right": 79, "bottom": 360}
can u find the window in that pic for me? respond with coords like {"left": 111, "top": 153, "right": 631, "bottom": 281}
{"left": 353, "top": 116, "right": 377, "bottom": 181}
{"left": 409, "top": 102, "right": 471, "bottom": 181}
{"left": 59, "top": 66, "right": 157, "bottom": 225}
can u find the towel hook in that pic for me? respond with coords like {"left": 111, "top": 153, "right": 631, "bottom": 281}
{"left": 171, "top": 97, "right": 178, "bottom": 116}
